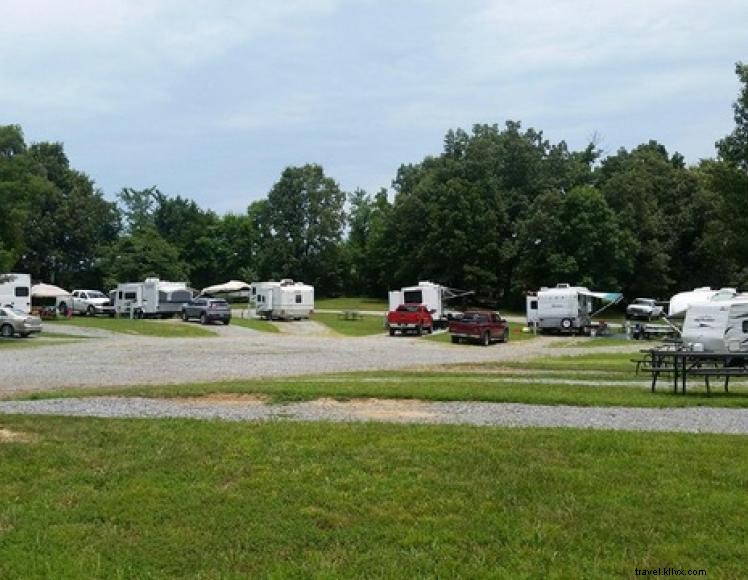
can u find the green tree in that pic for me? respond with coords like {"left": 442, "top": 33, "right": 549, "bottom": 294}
{"left": 100, "top": 229, "right": 187, "bottom": 288}
{"left": 716, "top": 62, "right": 748, "bottom": 170}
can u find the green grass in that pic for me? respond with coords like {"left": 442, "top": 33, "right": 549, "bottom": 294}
{"left": 230, "top": 317, "right": 280, "bottom": 333}
{"left": 312, "top": 312, "right": 387, "bottom": 336}
{"left": 47, "top": 317, "right": 216, "bottom": 337}
{"left": 425, "top": 322, "right": 536, "bottom": 343}
{"left": 0, "top": 416, "right": 743, "bottom": 577}
{"left": 314, "top": 297, "right": 388, "bottom": 311}
{"left": 550, "top": 337, "right": 635, "bottom": 348}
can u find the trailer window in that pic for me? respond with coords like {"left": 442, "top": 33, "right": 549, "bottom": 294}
{"left": 743, "top": 320, "right": 748, "bottom": 334}
{"left": 403, "top": 290, "right": 423, "bottom": 304}
{"left": 15, "top": 287, "right": 29, "bottom": 297}
{"left": 125, "top": 292, "right": 137, "bottom": 300}
{"left": 529, "top": 300, "right": 537, "bottom": 310}
{"left": 295, "top": 293, "right": 302, "bottom": 304}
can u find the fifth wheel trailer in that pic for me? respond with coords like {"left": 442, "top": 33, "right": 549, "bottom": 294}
{"left": 0, "top": 273, "right": 31, "bottom": 314}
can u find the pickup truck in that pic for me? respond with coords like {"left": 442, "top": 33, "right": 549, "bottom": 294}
{"left": 387, "top": 303, "right": 434, "bottom": 336}
{"left": 448, "top": 310, "right": 508, "bottom": 346}
{"left": 58, "top": 289, "right": 115, "bottom": 316}
{"left": 625, "top": 298, "right": 664, "bottom": 320}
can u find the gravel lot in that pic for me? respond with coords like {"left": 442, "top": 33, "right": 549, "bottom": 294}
{"left": 0, "top": 322, "right": 641, "bottom": 394}
{"left": 1, "top": 396, "right": 747, "bottom": 434}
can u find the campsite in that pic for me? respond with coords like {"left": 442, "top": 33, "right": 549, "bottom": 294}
{"left": 3, "top": 4, "right": 748, "bottom": 577}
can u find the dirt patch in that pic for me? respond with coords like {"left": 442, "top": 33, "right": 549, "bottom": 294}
{"left": 169, "top": 394, "right": 269, "bottom": 406}
{"left": 309, "top": 397, "right": 439, "bottom": 420}
{"left": 0, "top": 427, "right": 37, "bottom": 443}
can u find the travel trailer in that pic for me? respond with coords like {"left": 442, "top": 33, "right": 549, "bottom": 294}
{"left": 0, "top": 273, "right": 31, "bottom": 314}
{"left": 251, "top": 279, "right": 314, "bottom": 320}
{"left": 112, "top": 278, "right": 194, "bottom": 318}
{"left": 668, "top": 287, "right": 739, "bottom": 318}
{"left": 526, "top": 283, "right": 623, "bottom": 333}
{"left": 681, "top": 297, "right": 748, "bottom": 353}
{"left": 388, "top": 281, "right": 473, "bottom": 329}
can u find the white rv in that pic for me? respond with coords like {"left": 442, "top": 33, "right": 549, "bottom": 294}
{"left": 251, "top": 279, "right": 314, "bottom": 320}
{"left": 668, "top": 287, "right": 739, "bottom": 318}
{"left": 0, "top": 273, "right": 31, "bottom": 314}
{"left": 113, "top": 278, "right": 194, "bottom": 318}
{"left": 526, "top": 283, "right": 623, "bottom": 333}
{"left": 681, "top": 297, "right": 748, "bottom": 353}
{"left": 388, "top": 281, "right": 473, "bottom": 328}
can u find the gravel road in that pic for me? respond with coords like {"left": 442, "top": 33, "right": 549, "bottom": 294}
{"left": 0, "top": 322, "right": 642, "bottom": 395}
{"left": 1, "top": 396, "right": 746, "bottom": 434}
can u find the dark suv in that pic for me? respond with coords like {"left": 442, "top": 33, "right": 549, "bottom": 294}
{"left": 181, "top": 297, "right": 231, "bottom": 325}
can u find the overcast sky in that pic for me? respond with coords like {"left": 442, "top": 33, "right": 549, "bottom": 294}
{"left": 2, "top": 1, "right": 747, "bottom": 213}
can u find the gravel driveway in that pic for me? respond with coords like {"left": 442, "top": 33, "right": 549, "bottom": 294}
{"left": 1, "top": 396, "right": 746, "bottom": 434}
{"left": 0, "top": 324, "right": 642, "bottom": 395}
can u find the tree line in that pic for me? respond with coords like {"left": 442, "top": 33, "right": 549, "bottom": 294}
{"left": 1, "top": 63, "right": 746, "bottom": 306}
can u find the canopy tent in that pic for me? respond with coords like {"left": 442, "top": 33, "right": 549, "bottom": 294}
{"left": 201, "top": 280, "right": 251, "bottom": 295}
{"left": 31, "top": 283, "right": 70, "bottom": 298}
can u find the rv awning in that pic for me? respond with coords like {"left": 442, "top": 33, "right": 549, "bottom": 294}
{"left": 580, "top": 291, "right": 623, "bottom": 303}
{"left": 201, "top": 280, "right": 251, "bottom": 295}
{"left": 31, "top": 283, "right": 70, "bottom": 298}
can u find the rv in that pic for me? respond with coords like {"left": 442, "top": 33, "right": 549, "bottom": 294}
{"left": 388, "top": 281, "right": 473, "bottom": 329}
{"left": 112, "top": 278, "right": 194, "bottom": 318}
{"left": 0, "top": 273, "right": 31, "bottom": 314}
{"left": 526, "top": 283, "right": 623, "bottom": 333}
{"left": 681, "top": 297, "right": 748, "bottom": 353}
{"left": 251, "top": 279, "right": 314, "bottom": 320}
{"left": 668, "top": 287, "right": 739, "bottom": 318}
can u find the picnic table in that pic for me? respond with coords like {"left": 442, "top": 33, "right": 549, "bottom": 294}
{"left": 338, "top": 310, "right": 361, "bottom": 320}
{"left": 635, "top": 348, "right": 748, "bottom": 394}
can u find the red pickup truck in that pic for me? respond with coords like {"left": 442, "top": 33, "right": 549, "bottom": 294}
{"left": 448, "top": 310, "right": 509, "bottom": 346}
{"left": 387, "top": 303, "right": 434, "bottom": 336}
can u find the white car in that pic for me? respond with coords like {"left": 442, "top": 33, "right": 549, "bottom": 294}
{"left": 58, "top": 290, "right": 115, "bottom": 316}
{"left": 626, "top": 298, "right": 663, "bottom": 320}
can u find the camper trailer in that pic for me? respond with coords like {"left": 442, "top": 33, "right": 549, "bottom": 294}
{"left": 681, "top": 297, "right": 748, "bottom": 353}
{"left": 668, "top": 287, "right": 739, "bottom": 318}
{"left": 113, "top": 278, "right": 193, "bottom": 318}
{"left": 251, "top": 279, "right": 314, "bottom": 320}
{"left": 0, "top": 273, "right": 31, "bottom": 314}
{"left": 526, "top": 283, "right": 623, "bottom": 333}
{"left": 388, "top": 281, "right": 473, "bottom": 329}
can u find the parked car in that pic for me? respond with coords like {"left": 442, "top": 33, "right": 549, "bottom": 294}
{"left": 58, "top": 289, "right": 115, "bottom": 316}
{"left": 0, "top": 306, "right": 42, "bottom": 338}
{"left": 625, "top": 298, "right": 663, "bottom": 320}
{"left": 181, "top": 297, "right": 231, "bottom": 325}
{"left": 448, "top": 310, "right": 508, "bottom": 346}
{"left": 386, "top": 303, "right": 434, "bottom": 336}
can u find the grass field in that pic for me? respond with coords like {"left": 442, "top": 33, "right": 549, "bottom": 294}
{"left": 47, "top": 317, "right": 216, "bottom": 337}
{"left": 230, "top": 317, "right": 280, "bottom": 333}
{"left": 0, "top": 415, "right": 742, "bottom": 577}
{"left": 312, "top": 312, "right": 387, "bottom": 336}
{"left": 315, "top": 297, "right": 388, "bottom": 311}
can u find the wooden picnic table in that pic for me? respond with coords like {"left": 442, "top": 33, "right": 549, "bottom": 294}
{"left": 636, "top": 348, "right": 748, "bottom": 394}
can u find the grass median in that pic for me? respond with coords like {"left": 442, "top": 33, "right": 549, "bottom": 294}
{"left": 230, "top": 317, "right": 280, "bottom": 333}
{"left": 312, "top": 312, "right": 386, "bottom": 336}
{"left": 46, "top": 317, "right": 216, "bottom": 337}
{"left": 0, "top": 415, "right": 744, "bottom": 578}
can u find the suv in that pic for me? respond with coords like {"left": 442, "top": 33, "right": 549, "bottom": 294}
{"left": 625, "top": 298, "right": 663, "bottom": 320}
{"left": 0, "top": 306, "right": 42, "bottom": 338}
{"left": 181, "top": 297, "right": 231, "bottom": 325}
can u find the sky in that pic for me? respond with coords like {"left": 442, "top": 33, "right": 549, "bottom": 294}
{"left": 2, "top": 0, "right": 747, "bottom": 213}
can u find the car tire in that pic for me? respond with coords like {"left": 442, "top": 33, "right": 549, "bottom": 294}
{"left": 416, "top": 324, "right": 422, "bottom": 336}
{"left": 20, "top": 332, "right": 30, "bottom": 338}
{"left": 200, "top": 313, "right": 207, "bottom": 325}
{"left": 87, "top": 305, "right": 95, "bottom": 316}
{"left": 224, "top": 318, "right": 231, "bottom": 325}
{"left": 389, "top": 328, "right": 396, "bottom": 337}
{"left": 451, "top": 335, "right": 459, "bottom": 344}
{"left": 58, "top": 302, "right": 67, "bottom": 315}
{"left": 482, "top": 331, "right": 491, "bottom": 347}
{"left": 181, "top": 311, "right": 189, "bottom": 322}
{"left": 500, "top": 328, "right": 509, "bottom": 343}
{"left": 1, "top": 324, "right": 14, "bottom": 338}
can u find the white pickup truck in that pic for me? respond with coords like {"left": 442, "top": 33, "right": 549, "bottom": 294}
{"left": 58, "top": 289, "right": 115, "bottom": 316}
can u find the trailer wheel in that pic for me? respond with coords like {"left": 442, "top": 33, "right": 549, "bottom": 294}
{"left": 482, "top": 331, "right": 491, "bottom": 346}
{"left": 560, "top": 318, "right": 573, "bottom": 331}
{"left": 1, "top": 324, "right": 14, "bottom": 338}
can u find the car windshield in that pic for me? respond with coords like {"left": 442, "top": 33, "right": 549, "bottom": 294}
{"left": 634, "top": 299, "right": 653, "bottom": 305}
{"left": 9, "top": 308, "right": 28, "bottom": 316}
{"left": 87, "top": 291, "right": 106, "bottom": 299}
{"left": 461, "top": 312, "right": 488, "bottom": 323}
